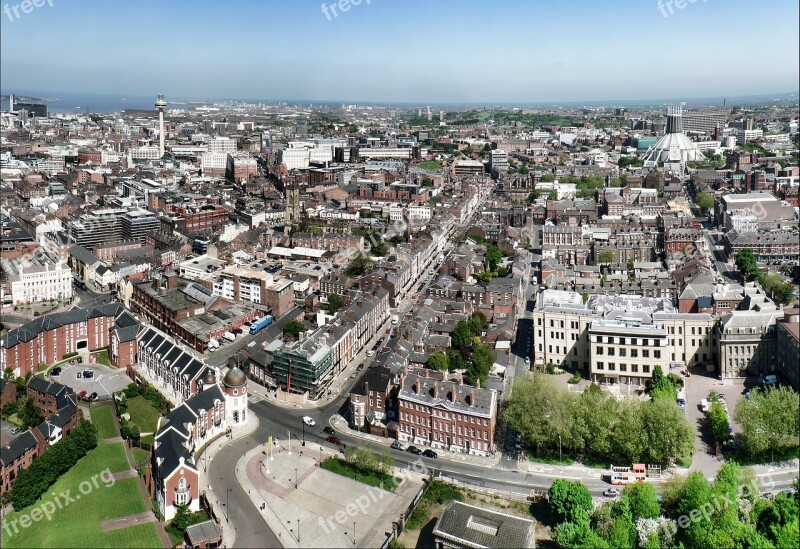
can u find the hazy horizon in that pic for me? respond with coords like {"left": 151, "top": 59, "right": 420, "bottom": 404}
{"left": 2, "top": 0, "right": 798, "bottom": 104}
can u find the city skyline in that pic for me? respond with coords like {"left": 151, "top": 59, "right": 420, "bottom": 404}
{"left": 1, "top": 0, "right": 798, "bottom": 103}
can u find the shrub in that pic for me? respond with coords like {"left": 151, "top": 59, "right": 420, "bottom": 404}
{"left": 62, "top": 352, "right": 80, "bottom": 360}
{"left": 11, "top": 419, "right": 98, "bottom": 510}
{"left": 568, "top": 373, "right": 583, "bottom": 384}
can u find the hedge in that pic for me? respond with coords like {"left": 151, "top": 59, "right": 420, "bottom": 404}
{"left": 11, "top": 420, "right": 98, "bottom": 510}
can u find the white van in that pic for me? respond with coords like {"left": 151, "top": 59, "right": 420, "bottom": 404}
{"left": 700, "top": 399, "right": 710, "bottom": 412}
{"left": 763, "top": 374, "right": 777, "bottom": 386}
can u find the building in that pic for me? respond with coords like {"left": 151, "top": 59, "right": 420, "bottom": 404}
{"left": 641, "top": 106, "right": 705, "bottom": 164}
{"left": 146, "top": 368, "right": 247, "bottom": 521}
{"left": 212, "top": 266, "right": 294, "bottom": 317}
{"left": 0, "top": 304, "right": 139, "bottom": 377}
{"left": 776, "top": 309, "right": 800, "bottom": 390}
{"left": 724, "top": 231, "right": 800, "bottom": 265}
{"left": 453, "top": 159, "right": 485, "bottom": 176}
{"left": 432, "top": 501, "right": 536, "bottom": 549}
{"left": 681, "top": 111, "right": 728, "bottom": 134}
{"left": 397, "top": 371, "right": 497, "bottom": 456}
{"left": 489, "top": 149, "right": 509, "bottom": 172}
{"left": 349, "top": 365, "right": 397, "bottom": 436}
{"left": 1, "top": 256, "right": 72, "bottom": 305}
{"left": 69, "top": 208, "right": 157, "bottom": 250}
{"left": 588, "top": 319, "right": 667, "bottom": 384}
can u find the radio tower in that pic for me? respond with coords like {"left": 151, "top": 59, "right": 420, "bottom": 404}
{"left": 155, "top": 94, "right": 167, "bottom": 158}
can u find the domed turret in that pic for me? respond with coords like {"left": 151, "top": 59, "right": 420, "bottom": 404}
{"left": 202, "top": 370, "right": 217, "bottom": 386}
{"left": 222, "top": 366, "right": 247, "bottom": 388}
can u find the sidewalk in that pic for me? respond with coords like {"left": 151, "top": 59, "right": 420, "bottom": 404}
{"left": 329, "top": 414, "right": 504, "bottom": 470}
{"left": 197, "top": 412, "right": 260, "bottom": 549}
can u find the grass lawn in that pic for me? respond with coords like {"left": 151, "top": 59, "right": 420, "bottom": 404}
{"left": 91, "top": 406, "right": 119, "bottom": 440}
{"left": 417, "top": 161, "right": 440, "bottom": 170}
{"left": 2, "top": 442, "right": 159, "bottom": 548}
{"left": 6, "top": 413, "right": 23, "bottom": 426}
{"left": 126, "top": 396, "right": 162, "bottom": 435}
{"left": 92, "top": 349, "right": 110, "bottom": 366}
{"left": 320, "top": 457, "right": 400, "bottom": 491}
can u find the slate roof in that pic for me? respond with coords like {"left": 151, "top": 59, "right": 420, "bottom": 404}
{"left": 1, "top": 304, "right": 127, "bottom": 348}
{"left": 0, "top": 431, "right": 39, "bottom": 467}
{"left": 433, "top": 500, "right": 536, "bottom": 549}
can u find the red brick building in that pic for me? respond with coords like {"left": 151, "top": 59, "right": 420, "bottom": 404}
{"left": 0, "top": 304, "right": 141, "bottom": 377}
{"left": 396, "top": 370, "right": 497, "bottom": 456}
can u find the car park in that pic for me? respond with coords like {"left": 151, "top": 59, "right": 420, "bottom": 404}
{"left": 422, "top": 449, "right": 438, "bottom": 459}
{"left": 83, "top": 369, "right": 94, "bottom": 378}
{"left": 302, "top": 416, "right": 315, "bottom": 426}
{"left": 390, "top": 441, "right": 405, "bottom": 451}
{"left": 603, "top": 488, "right": 620, "bottom": 497}
{"left": 406, "top": 446, "right": 422, "bottom": 455}
{"left": 10, "top": 427, "right": 20, "bottom": 435}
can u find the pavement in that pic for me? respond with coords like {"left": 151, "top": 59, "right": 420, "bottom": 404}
{"left": 53, "top": 361, "right": 131, "bottom": 399}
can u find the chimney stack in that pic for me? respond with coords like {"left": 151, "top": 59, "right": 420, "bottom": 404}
{"left": 432, "top": 382, "right": 439, "bottom": 399}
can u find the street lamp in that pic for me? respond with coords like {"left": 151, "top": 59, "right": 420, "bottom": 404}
{"left": 225, "top": 488, "right": 231, "bottom": 522}
{"left": 559, "top": 435, "right": 562, "bottom": 465}
{"left": 302, "top": 418, "right": 306, "bottom": 446}
{"left": 295, "top": 468, "right": 298, "bottom": 489}
{"left": 353, "top": 521, "right": 357, "bottom": 546}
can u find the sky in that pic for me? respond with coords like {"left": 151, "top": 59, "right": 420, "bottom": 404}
{"left": 1, "top": 0, "right": 798, "bottom": 103}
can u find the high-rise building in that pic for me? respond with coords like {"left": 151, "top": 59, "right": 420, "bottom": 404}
{"left": 155, "top": 94, "right": 166, "bottom": 158}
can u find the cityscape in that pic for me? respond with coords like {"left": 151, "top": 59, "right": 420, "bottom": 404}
{"left": 0, "top": 1, "right": 799, "bottom": 548}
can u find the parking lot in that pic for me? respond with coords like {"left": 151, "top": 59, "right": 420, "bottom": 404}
{"left": 1, "top": 419, "right": 22, "bottom": 442}
{"left": 51, "top": 361, "right": 131, "bottom": 400}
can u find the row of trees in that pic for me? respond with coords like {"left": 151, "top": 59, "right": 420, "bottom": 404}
{"left": 734, "top": 385, "right": 800, "bottom": 461}
{"left": 12, "top": 420, "right": 98, "bottom": 510}
{"left": 735, "top": 248, "right": 794, "bottom": 305}
{"left": 551, "top": 465, "right": 800, "bottom": 548}
{"left": 505, "top": 374, "right": 694, "bottom": 466}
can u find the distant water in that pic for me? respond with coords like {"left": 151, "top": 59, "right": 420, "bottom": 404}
{"left": 1, "top": 92, "right": 161, "bottom": 114}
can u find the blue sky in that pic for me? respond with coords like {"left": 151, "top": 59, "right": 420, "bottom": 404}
{"left": 1, "top": 0, "right": 798, "bottom": 103}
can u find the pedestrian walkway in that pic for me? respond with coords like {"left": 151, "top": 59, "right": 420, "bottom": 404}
{"left": 100, "top": 511, "right": 158, "bottom": 532}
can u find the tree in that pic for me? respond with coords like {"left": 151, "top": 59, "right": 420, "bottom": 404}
{"left": 327, "top": 293, "right": 343, "bottom": 312}
{"left": 283, "top": 320, "right": 305, "bottom": 340}
{"left": 447, "top": 348, "right": 468, "bottom": 372}
{"left": 19, "top": 397, "right": 43, "bottom": 430}
{"left": 468, "top": 344, "right": 494, "bottom": 386}
{"left": 708, "top": 401, "right": 731, "bottom": 453}
{"left": 696, "top": 192, "right": 714, "bottom": 212}
{"left": 549, "top": 480, "right": 593, "bottom": 524}
{"left": 451, "top": 320, "right": 475, "bottom": 349}
{"left": 171, "top": 503, "right": 190, "bottom": 532}
{"left": 622, "top": 482, "right": 661, "bottom": 521}
{"left": 735, "top": 386, "right": 800, "bottom": 460}
{"left": 735, "top": 248, "right": 762, "bottom": 283}
{"left": 428, "top": 352, "right": 450, "bottom": 372}
{"left": 597, "top": 249, "right": 617, "bottom": 265}
{"left": 484, "top": 243, "right": 503, "bottom": 271}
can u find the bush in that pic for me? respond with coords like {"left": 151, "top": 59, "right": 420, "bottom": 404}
{"left": 62, "top": 352, "right": 80, "bottom": 360}
{"left": 11, "top": 419, "right": 98, "bottom": 510}
{"left": 568, "top": 373, "right": 583, "bottom": 384}
{"left": 546, "top": 363, "right": 556, "bottom": 375}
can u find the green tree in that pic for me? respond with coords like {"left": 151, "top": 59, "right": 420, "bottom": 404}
{"left": 597, "top": 249, "right": 617, "bottom": 264}
{"left": 171, "top": 503, "right": 190, "bottom": 532}
{"left": 548, "top": 479, "right": 593, "bottom": 523}
{"left": 18, "top": 396, "right": 43, "bottom": 430}
{"left": 447, "top": 348, "right": 468, "bottom": 372}
{"left": 468, "top": 344, "right": 494, "bottom": 386}
{"left": 708, "top": 401, "right": 731, "bottom": 452}
{"left": 484, "top": 243, "right": 503, "bottom": 271}
{"left": 622, "top": 482, "right": 661, "bottom": 520}
{"left": 735, "top": 386, "right": 800, "bottom": 460}
{"left": 282, "top": 320, "right": 305, "bottom": 340}
{"left": 735, "top": 248, "right": 762, "bottom": 283}
{"left": 451, "top": 320, "right": 475, "bottom": 349}
{"left": 696, "top": 191, "right": 714, "bottom": 212}
{"left": 428, "top": 351, "right": 450, "bottom": 372}
{"left": 327, "top": 293, "right": 343, "bottom": 312}
{"left": 641, "top": 395, "right": 695, "bottom": 465}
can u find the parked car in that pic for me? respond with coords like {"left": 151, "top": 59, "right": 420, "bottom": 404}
{"left": 717, "top": 394, "right": 726, "bottom": 403}
{"left": 89, "top": 392, "right": 98, "bottom": 401}
{"left": 422, "top": 449, "right": 438, "bottom": 459}
{"left": 51, "top": 367, "right": 62, "bottom": 376}
{"left": 10, "top": 427, "right": 20, "bottom": 435}
{"left": 406, "top": 446, "right": 422, "bottom": 455}
{"left": 700, "top": 399, "right": 710, "bottom": 412}
{"left": 390, "top": 441, "right": 405, "bottom": 451}
{"left": 326, "top": 435, "right": 342, "bottom": 445}
{"left": 367, "top": 350, "right": 375, "bottom": 357}
{"left": 524, "top": 357, "right": 530, "bottom": 364}
{"left": 83, "top": 369, "right": 94, "bottom": 378}
{"left": 323, "top": 426, "right": 335, "bottom": 435}
{"left": 78, "top": 390, "right": 87, "bottom": 399}
{"left": 302, "top": 416, "right": 315, "bottom": 426}
{"left": 356, "top": 364, "right": 364, "bottom": 371}
{"left": 603, "top": 488, "right": 620, "bottom": 497}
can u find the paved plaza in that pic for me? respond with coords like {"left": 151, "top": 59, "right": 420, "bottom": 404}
{"left": 239, "top": 443, "right": 424, "bottom": 548}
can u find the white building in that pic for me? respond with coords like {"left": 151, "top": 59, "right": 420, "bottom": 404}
{"left": 207, "top": 136, "right": 237, "bottom": 153}
{"left": 129, "top": 146, "right": 161, "bottom": 160}
{"left": 737, "top": 129, "right": 763, "bottom": 143}
{"left": 3, "top": 259, "right": 73, "bottom": 305}
{"left": 490, "top": 149, "right": 509, "bottom": 171}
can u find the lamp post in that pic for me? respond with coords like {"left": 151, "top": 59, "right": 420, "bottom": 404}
{"left": 295, "top": 468, "right": 298, "bottom": 489}
{"left": 226, "top": 488, "right": 231, "bottom": 522}
{"left": 559, "top": 435, "right": 562, "bottom": 465}
{"left": 298, "top": 519, "right": 301, "bottom": 543}
{"left": 302, "top": 418, "right": 306, "bottom": 446}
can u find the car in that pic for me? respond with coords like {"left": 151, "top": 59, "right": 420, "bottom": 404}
{"left": 356, "top": 364, "right": 364, "bottom": 371}
{"left": 386, "top": 327, "right": 392, "bottom": 334}
{"left": 406, "top": 446, "right": 422, "bottom": 455}
{"left": 422, "top": 449, "right": 438, "bottom": 459}
{"left": 51, "top": 367, "right": 62, "bottom": 376}
{"left": 603, "top": 488, "right": 620, "bottom": 497}
{"left": 367, "top": 350, "right": 375, "bottom": 357}
{"left": 302, "top": 416, "right": 315, "bottom": 427}
{"left": 717, "top": 394, "right": 726, "bottom": 403}
{"left": 10, "top": 427, "right": 20, "bottom": 435}
{"left": 326, "top": 435, "right": 342, "bottom": 445}
{"left": 700, "top": 399, "right": 710, "bottom": 412}
{"left": 78, "top": 390, "right": 87, "bottom": 399}
{"left": 764, "top": 492, "right": 775, "bottom": 500}
{"left": 350, "top": 372, "right": 357, "bottom": 378}
{"left": 323, "top": 426, "right": 335, "bottom": 435}
{"left": 390, "top": 441, "right": 405, "bottom": 451}
{"left": 83, "top": 369, "right": 94, "bottom": 378}
{"left": 89, "top": 392, "right": 98, "bottom": 401}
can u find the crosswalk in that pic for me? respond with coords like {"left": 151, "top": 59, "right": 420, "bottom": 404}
{"left": 248, "top": 392, "right": 266, "bottom": 403}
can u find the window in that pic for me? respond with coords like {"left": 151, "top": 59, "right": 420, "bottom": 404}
{"left": 597, "top": 346, "right": 604, "bottom": 355}
{"left": 619, "top": 349, "right": 626, "bottom": 357}
{"left": 654, "top": 350, "right": 661, "bottom": 359}
{"left": 631, "top": 349, "right": 638, "bottom": 358}
{"left": 632, "top": 364, "right": 639, "bottom": 373}
{"left": 643, "top": 365, "right": 650, "bottom": 374}
{"left": 608, "top": 348, "right": 615, "bottom": 356}
{"left": 620, "top": 363, "right": 627, "bottom": 372}
{"left": 608, "top": 363, "right": 616, "bottom": 371}
{"left": 643, "top": 350, "right": 650, "bottom": 358}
